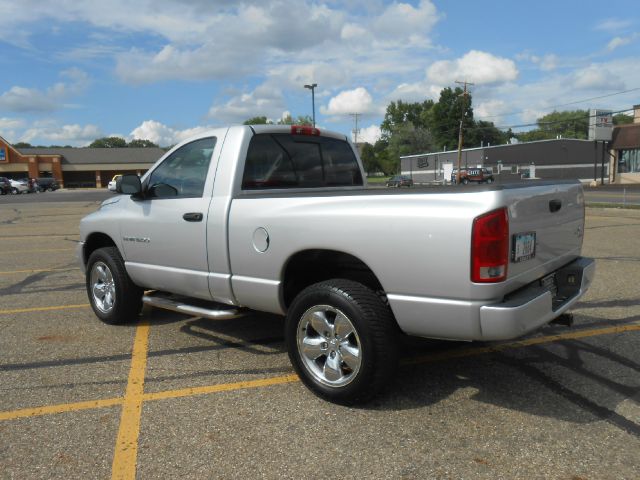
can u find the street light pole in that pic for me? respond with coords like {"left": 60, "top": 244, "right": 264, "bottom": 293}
{"left": 304, "top": 83, "right": 317, "bottom": 127}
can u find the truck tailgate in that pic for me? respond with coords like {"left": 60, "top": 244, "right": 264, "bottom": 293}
{"left": 503, "top": 182, "right": 584, "bottom": 288}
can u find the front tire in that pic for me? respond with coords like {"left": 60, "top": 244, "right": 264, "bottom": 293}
{"left": 285, "top": 279, "right": 399, "bottom": 404}
{"left": 86, "top": 247, "right": 143, "bottom": 324}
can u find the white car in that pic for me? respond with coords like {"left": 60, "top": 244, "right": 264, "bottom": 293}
{"left": 9, "top": 179, "right": 29, "bottom": 194}
{"left": 107, "top": 175, "right": 122, "bottom": 192}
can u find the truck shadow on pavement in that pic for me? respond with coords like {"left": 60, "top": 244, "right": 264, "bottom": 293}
{"left": 150, "top": 306, "right": 640, "bottom": 437}
{"left": 375, "top": 314, "right": 640, "bottom": 438}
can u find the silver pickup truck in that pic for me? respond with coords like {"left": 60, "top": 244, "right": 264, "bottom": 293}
{"left": 78, "top": 125, "right": 595, "bottom": 403}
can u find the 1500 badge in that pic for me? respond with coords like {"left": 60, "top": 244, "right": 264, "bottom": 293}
{"left": 123, "top": 236, "right": 150, "bottom": 243}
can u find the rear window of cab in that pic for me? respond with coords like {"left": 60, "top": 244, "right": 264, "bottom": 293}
{"left": 242, "top": 133, "right": 363, "bottom": 189}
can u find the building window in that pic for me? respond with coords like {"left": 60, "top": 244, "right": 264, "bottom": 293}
{"left": 618, "top": 149, "right": 640, "bottom": 173}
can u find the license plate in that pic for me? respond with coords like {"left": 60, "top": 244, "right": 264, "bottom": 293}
{"left": 512, "top": 232, "right": 536, "bottom": 262}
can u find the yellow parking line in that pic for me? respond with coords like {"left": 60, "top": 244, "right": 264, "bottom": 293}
{"left": 111, "top": 321, "right": 151, "bottom": 480}
{"left": 0, "top": 235, "right": 78, "bottom": 240}
{"left": 0, "top": 267, "right": 77, "bottom": 275}
{"left": 0, "top": 248, "right": 74, "bottom": 255}
{"left": 0, "top": 304, "right": 89, "bottom": 315}
{"left": 0, "top": 397, "right": 122, "bottom": 421}
{"left": 404, "top": 323, "right": 640, "bottom": 365}
{"left": 143, "top": 374, "right": 300, "bottom": 402}
{"left": 0, "top": 322, "right": 637, "bottom": 425}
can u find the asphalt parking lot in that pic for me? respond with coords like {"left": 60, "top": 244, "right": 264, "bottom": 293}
{"left": 1, "top": 191, "right": 639, "bottom": 479}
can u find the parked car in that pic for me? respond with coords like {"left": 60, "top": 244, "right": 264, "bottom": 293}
{"left": 78, "top": 124, "right": 594, "bottom": 404}
{"left": 386, "top": 175, "right": 414, "bottom": 187}
{"left": 108, "top": 175, "right": 122, "bottom": 192}
{"left": 0, "top": 177, "right": 11, "bottom": 195}
{"left": 451, "top": 168, "right": 494, "bottom": 184}
{"left": 37, "top": 177, "right": 60, "bottom": 191}
{"left": 9, "top": 179, "right": 29, "bottom": 194}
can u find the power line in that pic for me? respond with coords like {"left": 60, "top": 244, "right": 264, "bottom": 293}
{"left": 476, "top": 87, "right": 640, "bottom": 121}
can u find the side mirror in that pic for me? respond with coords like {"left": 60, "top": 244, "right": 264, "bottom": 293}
{"left": 116, "top": 174, "right": 142, "bottom": 195}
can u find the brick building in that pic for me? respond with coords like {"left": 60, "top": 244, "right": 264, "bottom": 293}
{"left": 0, "top": 136, "right": 164, "bottom": 188}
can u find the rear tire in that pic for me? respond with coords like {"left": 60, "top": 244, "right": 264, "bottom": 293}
{"left": 285, "top": 279, "right": 399, "bottom": 404}
{"left": 86, "top": 247, "right": 143, "bottom": 325}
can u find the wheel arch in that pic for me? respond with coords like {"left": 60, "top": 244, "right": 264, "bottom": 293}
{"left": 281, "top": 249, "right": 386, "bottom": 310}
{"left": 83, "top": 232, "right": 119, "bottom": 266}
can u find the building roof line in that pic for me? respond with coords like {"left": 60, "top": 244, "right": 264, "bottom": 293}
{"left": 400, "top": 138, "right": 597, "bottom": 159}
{"left": 0, "top": 135, "right": 25, "bottom": 158}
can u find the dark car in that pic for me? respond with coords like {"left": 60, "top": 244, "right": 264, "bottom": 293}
{"left": 451, "top": 168, "right": 494, "bottom": 184}
{"left": 37, "top": 177, "right": 60, "bottom": 192}
{"left": 386, "top": 175, "right": 414, "bottom": 187}
{"left": 0, "top": 177, "right": 11, "bottom": 195}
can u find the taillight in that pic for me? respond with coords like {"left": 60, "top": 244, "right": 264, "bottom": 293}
{"left": 471, "top": 208, "right": 509, "bottom": 283}
{"left": 291, "top": 125, "right": 320, "bottom": 136}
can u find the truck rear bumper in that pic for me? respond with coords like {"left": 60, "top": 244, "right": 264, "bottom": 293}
{"left": 479, "top": 257, "right": 595, "bottom": 340}
{"left": 387, "top": 257, "right": 595, "bottom": 341}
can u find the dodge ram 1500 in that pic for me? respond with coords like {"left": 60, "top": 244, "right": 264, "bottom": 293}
{"left": 78, "top": 124, "right": 594, "bottom": 403}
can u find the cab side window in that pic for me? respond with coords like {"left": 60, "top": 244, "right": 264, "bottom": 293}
{"left": 147, "top": 137, "right": 216, "bottom": 198}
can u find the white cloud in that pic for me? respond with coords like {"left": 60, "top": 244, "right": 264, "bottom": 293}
{"left": 607, "top": 33, "right": 639, "bottom": 51}
{"left": 595, "top": 18, "right": 633, "bottom": 32}
{"left": 573, "top": 64, "right": 625, "bottom": 90}
{"left": 207, "top": 85, "right": 287, "bottom": 124}
{"left": 370, "top": 0, "right": 440, "bottom": 46}
{"left": 129, "top": 120, "right": 213, "bottom": 147}
{"left": 354, "top": 124, "right": 381, "bottom": 144}
{"left": 0, "top": 68, "right": 89, "bottom": 113}
{"left": 0, "top": 117, "right": 26, "bottom": 131}
{"left": 475, "top": 100, "right": 509, "bottom": 120}
{"left": 428, "top": 50, "right": 518, "bottom": 85}
{"left": 20, "top": 122, "right": 101, "bottom": 146}
{"left": 321, "top": 87, "right": 374, "bottom": 115}
{"left": 115, "top": 1, "right": 345, "bottom": 84}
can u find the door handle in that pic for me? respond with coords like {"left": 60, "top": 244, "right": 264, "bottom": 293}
{"left": 549, "top": 199, "right": 562, "bottom": 213}
{"left": 183, "top": 212, "right": 203, "bottom": 222}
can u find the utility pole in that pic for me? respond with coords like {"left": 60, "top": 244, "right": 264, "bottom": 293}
{"left": 455, "top": 80, "right": 473, "bottom": 184}
{"left": 350, "top": 113, "right": 361, "bottom": 144}
{"left": 304, "top": 83, "right": 317, "bottom": 127}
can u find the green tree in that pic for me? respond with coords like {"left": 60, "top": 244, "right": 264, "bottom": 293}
{"left": 429, "top": 87, "right": 474, "bottom": 150}
{"left": 243, "top": 116, "right": 271, "bottom": 125}
{"left": 517, "top": 110, "right": 589, "bottom": 142}
{"left": 128, "top": 139, "right": 158, "bottom": 148}
{"left": 360, "top": 142, "right": 381, "bottom": 174}
{"left": 89, "top": 136, "right": 128, "bottom": 148}
{"left": 381, "top": 99, "right": 433, "bottom": 138}
{"left": 277, "top": 114, "right": 313, "bottom": 126}
{"left": 13, "top": 142, "right": 33, "bottom": 149}
{"left": 613, "top": 113, "right": 633, "bottom": 126}
{"left": 386, "top": 123, "right": 434, "bottom": 167}
{"left": 468, "top": 120, "right": 508, "bottom": 147}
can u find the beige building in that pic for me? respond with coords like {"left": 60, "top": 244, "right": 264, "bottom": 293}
{"left": 0, "top": 137, "right": 164, "bottom": 188}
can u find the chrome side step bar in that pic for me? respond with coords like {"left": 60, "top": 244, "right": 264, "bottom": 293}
{"left": 142, "top": 292, "right": 245, "bottom": 320}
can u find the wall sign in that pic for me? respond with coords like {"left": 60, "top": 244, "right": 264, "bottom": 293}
{"left": 0, "top": 147, "right": 6, "bottom": 162}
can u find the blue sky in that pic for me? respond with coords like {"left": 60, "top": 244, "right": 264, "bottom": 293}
{"left": 0, "top": 0, "right": 638, "bottom": 147}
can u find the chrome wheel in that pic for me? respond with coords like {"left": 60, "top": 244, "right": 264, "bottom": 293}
{"left": 90, "top": 261, "right": 116, "bottom": 314}
{"left": 296, "top": 305, "right": 362, "bottom": 388}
